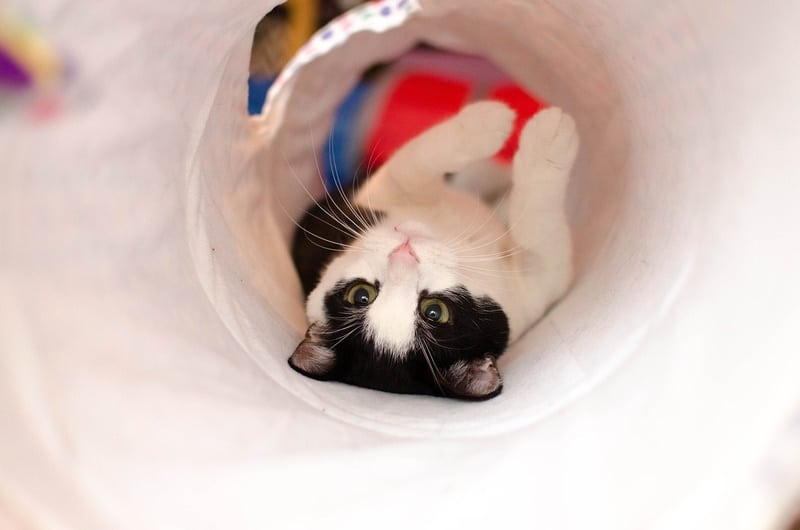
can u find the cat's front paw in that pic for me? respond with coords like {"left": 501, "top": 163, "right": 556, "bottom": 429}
{"left": 454, "top": 101, "right": 516, "bottom": 161}
{"left": 507, "top": 107, "right": 577, "bottom": 268}
{"left": 518, "top": 107, "right": 579, "bottom": 171}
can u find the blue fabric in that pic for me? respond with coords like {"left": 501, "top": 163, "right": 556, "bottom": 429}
{"left": 247, "top": 76, "right": 372, "bottom": 190}
{"left": 247, "top": 76, "right": 274, "bottom": 116}
{"left": 323, "top": 81, "right": 371, "bottom": 189}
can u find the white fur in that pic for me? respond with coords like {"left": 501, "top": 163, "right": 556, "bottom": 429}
{"left": 305, "top": 102, "right": 578, "bottom": 359}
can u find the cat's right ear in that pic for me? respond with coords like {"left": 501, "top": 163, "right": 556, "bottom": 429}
{"left": 288, "top": 324, "right": 336, "bottom": 380}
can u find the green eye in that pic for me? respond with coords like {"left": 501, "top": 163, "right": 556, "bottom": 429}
{"left": 419, "top": 298, "right": 450, "bottom": 324}
{"left": 345, "top": 282, "right": 378, "bottom": 306}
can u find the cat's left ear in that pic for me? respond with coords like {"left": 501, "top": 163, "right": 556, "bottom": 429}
{"left": 441, "top": 355, "right": 503, "bottom": 400}
{"left": 288, "top": 324, "right": 336, "bottom": 380}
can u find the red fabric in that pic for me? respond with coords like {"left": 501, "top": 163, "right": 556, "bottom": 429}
{"left": 364, "top": 72, "right": 471, "bottom": 168}
{"left": 364, "top": 72, "right": 546, "bottom": 169}
{"left": 489, "top": 84, "right": 546, "bottom": 163}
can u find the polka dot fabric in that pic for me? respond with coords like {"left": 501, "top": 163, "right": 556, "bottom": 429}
{"left": 262, "top": 0, "right": 420, "bottom": 110}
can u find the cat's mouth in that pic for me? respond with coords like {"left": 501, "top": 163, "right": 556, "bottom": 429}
{"left": 389, "top": 239, "right": 419, "bottom": 264}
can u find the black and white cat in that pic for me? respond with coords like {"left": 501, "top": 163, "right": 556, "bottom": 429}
{"left": 289, "top": 101, "right": 578, "bottom": 400}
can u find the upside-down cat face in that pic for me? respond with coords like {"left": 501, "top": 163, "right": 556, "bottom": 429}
{"left": 290, "top": 216, "right": 510, "bottom": 400}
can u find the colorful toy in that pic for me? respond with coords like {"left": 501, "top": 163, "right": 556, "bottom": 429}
{"left": 0, "top": 14, "right": 64, "bottom": 90}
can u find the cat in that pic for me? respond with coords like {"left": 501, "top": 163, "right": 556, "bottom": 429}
{"left": 289, "top": 101, "right": 578, "bottom": 400}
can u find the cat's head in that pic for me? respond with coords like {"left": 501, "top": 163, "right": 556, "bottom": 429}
{"left": 289, "top": 220, "right": 509, "bottom": 400}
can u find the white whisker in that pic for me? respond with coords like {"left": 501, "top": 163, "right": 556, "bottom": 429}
{"left": 307, "top": 127, "right": 369, "bottom": 237}
{"left": 417, "top": 335, "right": 446, "bottom": 395}
{"left": 280, "top": 152, "right": 363, "bottom": 239}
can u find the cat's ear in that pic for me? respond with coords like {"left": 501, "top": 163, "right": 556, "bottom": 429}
{"left": 441, "top": 355, "right": 503, "bottom": 400}
{"left": 288, "top": 324, "right": 335, "bottom": 380}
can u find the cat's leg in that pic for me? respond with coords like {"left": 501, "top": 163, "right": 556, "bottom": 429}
{"left": 354, "top": 101, "right": 515, "bottom": 209}
{"left": 509, "top": 107, "right": 579, "bottom": 315}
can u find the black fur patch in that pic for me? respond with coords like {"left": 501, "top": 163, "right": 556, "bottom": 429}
{"left": 315, "top": 282, "right": 510, "bottom": 399}
{"left": 291, "top": 191, "right": 384, "bottom": 296}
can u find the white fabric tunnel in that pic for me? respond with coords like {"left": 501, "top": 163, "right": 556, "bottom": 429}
{"left": 3, "top": 0, "right": 800, "bottom": 529}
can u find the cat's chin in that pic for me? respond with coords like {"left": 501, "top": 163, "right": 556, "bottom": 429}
{"left": 393, "top": 220, "right": 433, "bottom": 240}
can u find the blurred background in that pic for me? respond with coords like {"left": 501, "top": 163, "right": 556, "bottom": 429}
{"left": 2, "top": 1, "right": 799, "bottom": 528}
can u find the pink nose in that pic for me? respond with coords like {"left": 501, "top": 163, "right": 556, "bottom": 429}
{"left": 389, "top": 239, "right": 419, "bottom": 263}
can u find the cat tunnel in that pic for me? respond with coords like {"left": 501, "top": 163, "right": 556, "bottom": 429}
{"left": 3, "top": 0, "right": 800, "bottom": 528}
